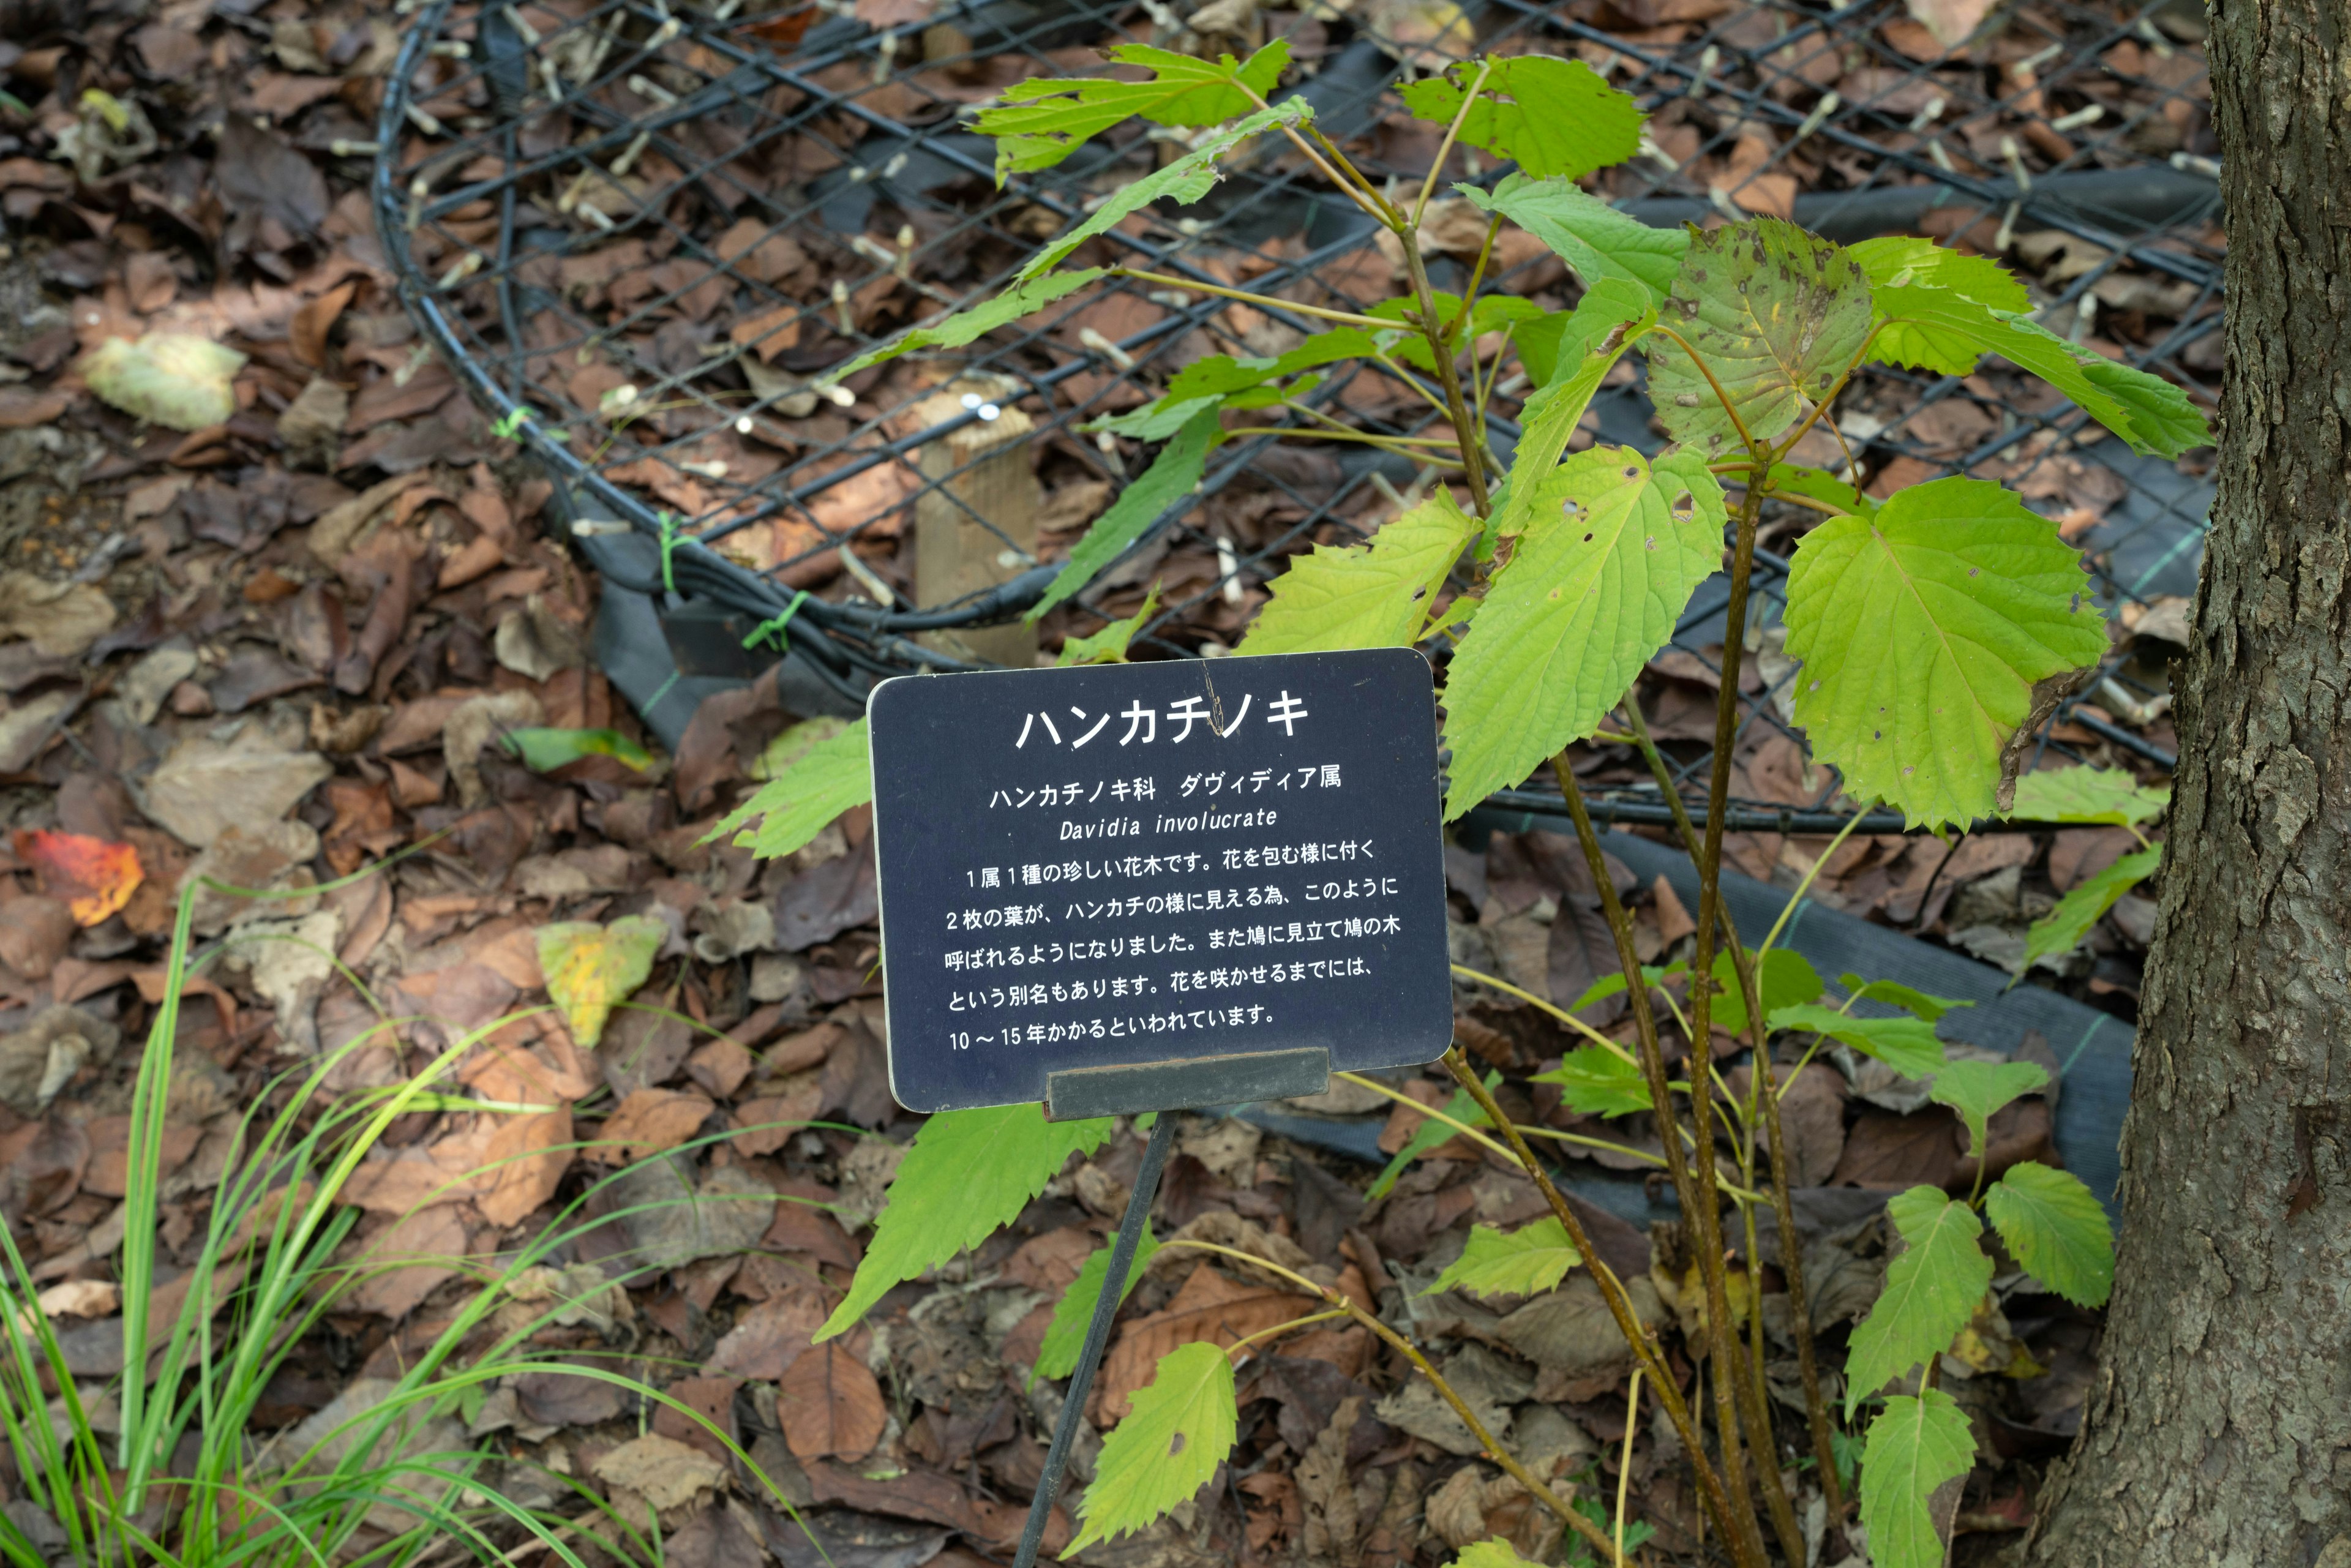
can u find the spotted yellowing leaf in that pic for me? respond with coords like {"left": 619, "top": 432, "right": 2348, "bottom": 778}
{"left": 13, "top": 829, "right": 143, "bottom": 926}
{"left": 536, "top": 915, "right": 669, "bottom": 1048}
{"left": 1070, "top": 1340, "right": 1239, "bottom": 1551}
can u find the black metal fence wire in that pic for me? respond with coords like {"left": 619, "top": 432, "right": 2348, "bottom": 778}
{"left": 373, "top": 0, "right": 2218, "bottom": 833}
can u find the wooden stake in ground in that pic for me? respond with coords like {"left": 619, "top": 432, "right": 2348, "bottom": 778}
{"left": 910, "top": 380, "right": 1038, "bottom": 669}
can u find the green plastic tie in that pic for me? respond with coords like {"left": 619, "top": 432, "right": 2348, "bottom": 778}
{"left": 743, "top": 590, "right": 812, "bottom": 652}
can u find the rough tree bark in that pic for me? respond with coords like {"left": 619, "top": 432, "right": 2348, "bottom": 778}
{"left": 2022, "top": 0, "right": 2351, "bottom": 1563}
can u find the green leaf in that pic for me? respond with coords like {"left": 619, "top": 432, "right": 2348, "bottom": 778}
{"left": 2020, "top": 844, "right": 2161, "bottom": 973}
{"left": 1710, "top": 947, "right": 1823, "bottom": 1039}
{"left": 827, "top": 269, "right": 1105, "bottom": 383}
{"left": 1368, "top": 293, "right": 1543, "bottom": 373}
{"left": 1769, "top": 1003, "right": 1948, "bottom": 1079}
{"left": 750, "top": 714, "right": 853, "bottom": 781}
{"left": 818, "top": 1105, "right": 1117, "bottom": 1340}
{"left": 1092, "top": 393, "right": 1225, "bottom": 441}
{"left": 1368, "top": 1073, "right": 1496, "bottom": 1201}
{"left": 1859, "top": 1390, "right": 1976, "bottom": 1568}
{"left": 1854, "top": 237, "right": 2208, "bottom": 457}
{"left": 977, "top": 40, "right": 1290, "bottom": 178}
{"left": 1442, "top": 445, "right": 1725, "bottom": 816}
{"left": 1447, "top": 1545, "right": 1545, "bottom": 1568}
{"left": 1027, "top": 408, "right": 1223, "bottom": 624}
{"left": 1070, "top": 1341, "right": 1239, "bottom": 1551}
{"left": 1427, "top": 1217, "right": 1581, "bottom": 1300}
{"left": 1844, "top": 1187, "right": 1992, "bottom": 1414}
{"left": 503, "top": 727, "right": 654, "bottom": 773}
{"left": 1481, "top": 278, "right": 1652, "bottom": 542}
{"left": 1985, "top": 1160, "right": 2113, "bottom": 1308}
{"left": 1035, "top": 1224, "right": 1161, "bottom": 1379}
{"left": 1927, "top": 1058, "right": 2050, "bottom": 1160}
{"left": 1644, "top": 217, "right": 1875, "bottom": 458}
{"left": 1458, "top": 174, "right": 1688, "bottom": 307}
{"left": 1020, "top": 98, "right": 1314, "bottom": 279}
{"left": 1161, "top": 327, "right": 1381, "bottom": 403}
{"left": 1840, "top": 975, "right": 1973, "bottom": 1024}
{"left": 2005, "top": 765, "right": 2170, "bottom": 827}
{"left": 1240, "top": 490, "right": 1476, "bottom": 655}
{"left": 1398, "top": 55, "right": 1643, "bottom": 180}
{"left": 1559, "top": 960, "right": 1683, "bottom": 1016}
{"left": 708, "top": 716, "right": 873, "bottom": 861}
{"left": 1531, "top": 1046, "right": 1651, "bottom": 1116}
{"left": 1766, "top": 461, "right": 1870, "bottom": 517}
{"left": 1058, "top": 582, "right": 1163, "bottom": 666}
{"left": 1781, "top": 477, "right": 2112, "bottom": 829}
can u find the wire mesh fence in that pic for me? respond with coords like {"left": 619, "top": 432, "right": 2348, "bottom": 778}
{"left": 373, "top": 0, "right": 2217, "bottom": 834}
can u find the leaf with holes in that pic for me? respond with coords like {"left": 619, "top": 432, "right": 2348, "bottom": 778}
{"left": 1769, "top": 1003, "right": 1948, "bottom": 1078}
{"left": 1854, "top": 236, "right": 2208, "bottom": 457}
{"left": 1427, "top": 1217, "right": 1581, "bottom": 1300}
{"left": 828, "top": 269, "right": 1105, "bottom": 383}
{"left": 1710, "top": 947, "right": 1823, "bottom": 1038}
{"left": 1781, "top": 477, "right": 2111, "bottom": 828}
{"left": 1034, "top": 1223, "right": 1162, "bottom": 1380}
{"left": 819, "top": 1104, "right": 1117, "bottom": 1340}
{"left": 2006, "top": 765, "right": 2170, "bottom": 827}
{"left": 1644, "top": 217, "right": 1875, "bottom": 457}
{"left": 1458, "top": 174, "right": 1689, "bottom": 307}
{"left": 1443, "top": 445, "right": 1725, "bottom": 816}
{"left": 1027, "top": 407, "right": 1223, "bottom": 623}
{"left": 1019, "top": 98, "right": 1314, "bottom": 279}
{"left": 1070, "top": 1340, "right": 1239, "bottom": 1551}
{"left": 537, "top": 915, "right": 668, "bottom": 1048}
{"left": 2021, "top": 844, "right": 2161, "bottom": 971}
{"left": 1844, "top": 1186, "right": 1993, "bottom": 1414}
{"left": 1059, "top": 582, "right": 1163, "bottom": 666}
{"left": 1859, "top": 1390, "right": 1976, "bottom": 1568}
{"left": 1985, "top": 1160, "right": 2113, "bottom": 1307}
{"left": 1241, "top": 490, "right": 1477, "bottom": 655}
{"left": 13, "top": 830, "right": 143, "bottom": 927}
{"left": 1840, "top": 975, "right": 1973, "bottom": 1024}
{"left": 1532, "top": 1046, "right": 1652, "bottom": 1116}
{"left": 1398, "top": 55, "right": 1644, "bottom": 180}
{"left": 708, "top": 717, "right": 872, "bottom": 861}
{"left": 977, "top": 40, "right": 1290, "bottom": 178}
{"left": 1927, "top": 1057, "right": 2049, "bottom": 1160}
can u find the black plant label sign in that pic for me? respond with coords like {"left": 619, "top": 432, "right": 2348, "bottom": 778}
{"left": 868, "top": 648, "right": 1455, "bottom": 1112}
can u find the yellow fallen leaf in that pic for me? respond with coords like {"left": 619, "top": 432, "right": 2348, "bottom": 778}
{"left": 536, "top": 915, "right": 667, "bottom": 1048}
{"left": 79, "top": 333, "right": 247, "bottom": 432}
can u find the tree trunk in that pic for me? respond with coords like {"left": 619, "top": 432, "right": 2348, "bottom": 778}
{"left": 2023, "top": 1, "right": 2351, "bottom": 1563}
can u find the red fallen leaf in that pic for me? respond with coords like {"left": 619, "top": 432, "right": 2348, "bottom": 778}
{"left": 13, "top": 830, "right": 144, "bottom": 927}
{"left": 734, "top": 4, "right": 817, "bottom": 46}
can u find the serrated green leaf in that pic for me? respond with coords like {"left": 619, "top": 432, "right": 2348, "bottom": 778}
{"left": 1644, "top": 218, "right": 1874, "bottom": 458}
{"left": 1398, "top": 55, "right": 1643, "bottom": 180}
{"left": 1927, "top": 1058, "right": 2050, "bottom": 1160}
{"left": 1769, "top": 1003, "right": 1948, "bottom": 1079}
{"left": 1845, "top": 1187, "right": 1992, "bottom": 1414}
{"left": 1711, "top": 947, "right": 1822, "bottom": 1039}
{"left": 1427, "top": 1217, "right": 1581, "bottom": 1300}
{"left": 1034, "top": 1224, "right": 1161, "bottom": 1379}
{"left": 1854, "top": 237, "right": 2208, "bottom": 456}
{"left": 503, "top": 727, "right": 654, "bottom": 773}
{"left": 1092, "top": 393, "right": 1225, "bottom": 441}
{"left": 1070, "top": 1341, "right": 1239, "bottom": 1551}
{"left": 819, "top": 1105, "right": 1117, "bottom": 1340}
{"left": 1058, "top": 582, "right": 1163, "bottom": 666}
{"left": 750, "top": 715, "right": 853, "bottom": 781}
{"left": 1240, "top": 490, "right": 1475, "bottom": 656}
{"left": 1029, "top": 408, "right": 1223, "bottom": 623}
{"left": 1368, "top": 293, "right": 1544, "bottom": 373}
{"left": 1482, "top": 278, "right": 1652, "bottom": 541}
{"left": 2005, "top": 765, "right": 2170, "bottom": 827}
{"left": 1985, "top": 1160, "right": 2113, "bottom": 1307}
{"left": 1859, "top": 1390, "right": 1975, "bottom": 1568}
{"left": 708, "top": 716, "right": 873, "bottom": 861}
{"left": 828, "top": 269, "right": 1105, "bottom": 383}
{"left": 1443, "top": 445, "right": 1725, "bottom": 816}
{"left": 1459, "top": 174, "right": 1687, "bottom": 307}
{"left": 1531, "top": 1046, "right": 1651, "bottom": 1116}
{"left": 1161, "top": 327, "right": 1381, "bottom": 403}
{"left": 1368, "top": 1071, "right": 1497, "bottom": 1200}
{"left": 1766, "top": 461, "right": 1870, "bottom": 517}
{"left": 977, "top": 40, "right": 1290, "bottom": 178}
{"left": 1840, "top": 975, "right": 1973, "bottom": 1024}
{"left": 2020, "top": 844, "right": 2161, "bottom": 972}
{"left": 1781, "top": 476, "right": 2112, "bottom": 829}
{"left": 1020, "top": 98, "right": 1313, "bottom": 279}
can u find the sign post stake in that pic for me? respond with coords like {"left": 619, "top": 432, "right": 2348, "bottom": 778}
{"left": 1010, "top": 1111, "right": 1177, "bottom": 1568}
